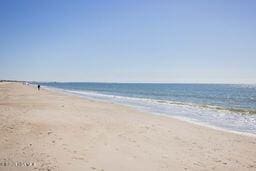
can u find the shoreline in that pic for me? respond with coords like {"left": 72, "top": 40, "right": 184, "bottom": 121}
{"left": 42, "top": 85, "right": 256, "bottom": 137}
{"left": 1, "top": 82, "right": 256, "bottom": 170}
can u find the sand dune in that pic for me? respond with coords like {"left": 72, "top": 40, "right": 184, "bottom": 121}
{"left": 0, "top": 82, "right": 256, "bottom": 171}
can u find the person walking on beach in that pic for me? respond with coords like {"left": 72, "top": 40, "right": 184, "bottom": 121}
{"left": 37, "top": 84, "right": 40, "bottom": 91}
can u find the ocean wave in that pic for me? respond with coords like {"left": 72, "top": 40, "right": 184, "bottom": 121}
{"left": 57, "top": 88, "right": 256, "bottom": 118}
{"left": 66, "top": 89, "right": 256, "bottom": 116}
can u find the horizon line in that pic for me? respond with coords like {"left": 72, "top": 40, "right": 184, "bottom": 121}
{"left": 2, "top": 80, "right": 255, "bottom": 85}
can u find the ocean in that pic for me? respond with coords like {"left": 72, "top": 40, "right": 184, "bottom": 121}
{"left": 39, "top": 82, "right": 256, "bottom": 135}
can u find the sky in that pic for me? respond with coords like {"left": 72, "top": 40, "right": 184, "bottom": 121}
{"left": 0, "top": 0, "right": 256, "bottom": 83}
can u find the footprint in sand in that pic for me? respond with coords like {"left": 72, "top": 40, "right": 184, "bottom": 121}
{"left": 72, "top": 157, "right": 84, "bottom": 160}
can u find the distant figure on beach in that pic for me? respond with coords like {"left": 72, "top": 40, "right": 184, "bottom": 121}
{"left": 37, "top": 85, "right": 40, "bottom": 91}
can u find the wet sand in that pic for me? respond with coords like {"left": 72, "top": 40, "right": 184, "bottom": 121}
{"left": 0, "top": 82, "right": 256, "bottom": 171}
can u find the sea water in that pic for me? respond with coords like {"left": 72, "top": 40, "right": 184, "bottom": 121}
{"left": 39, "top": 82, "right": 256, "bottom": 135}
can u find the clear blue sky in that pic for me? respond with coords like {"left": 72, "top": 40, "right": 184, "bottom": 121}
{"left": 0, "top": 0, "right": 256, "bottom": 83}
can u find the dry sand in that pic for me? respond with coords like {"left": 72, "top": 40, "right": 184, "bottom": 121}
{"left": 0, "top": 82, "right": 256, "bottom": 171}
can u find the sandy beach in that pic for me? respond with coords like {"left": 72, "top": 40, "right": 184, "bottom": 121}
{"left": 0, "top": 82, "right": 256, "bottom": 171}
